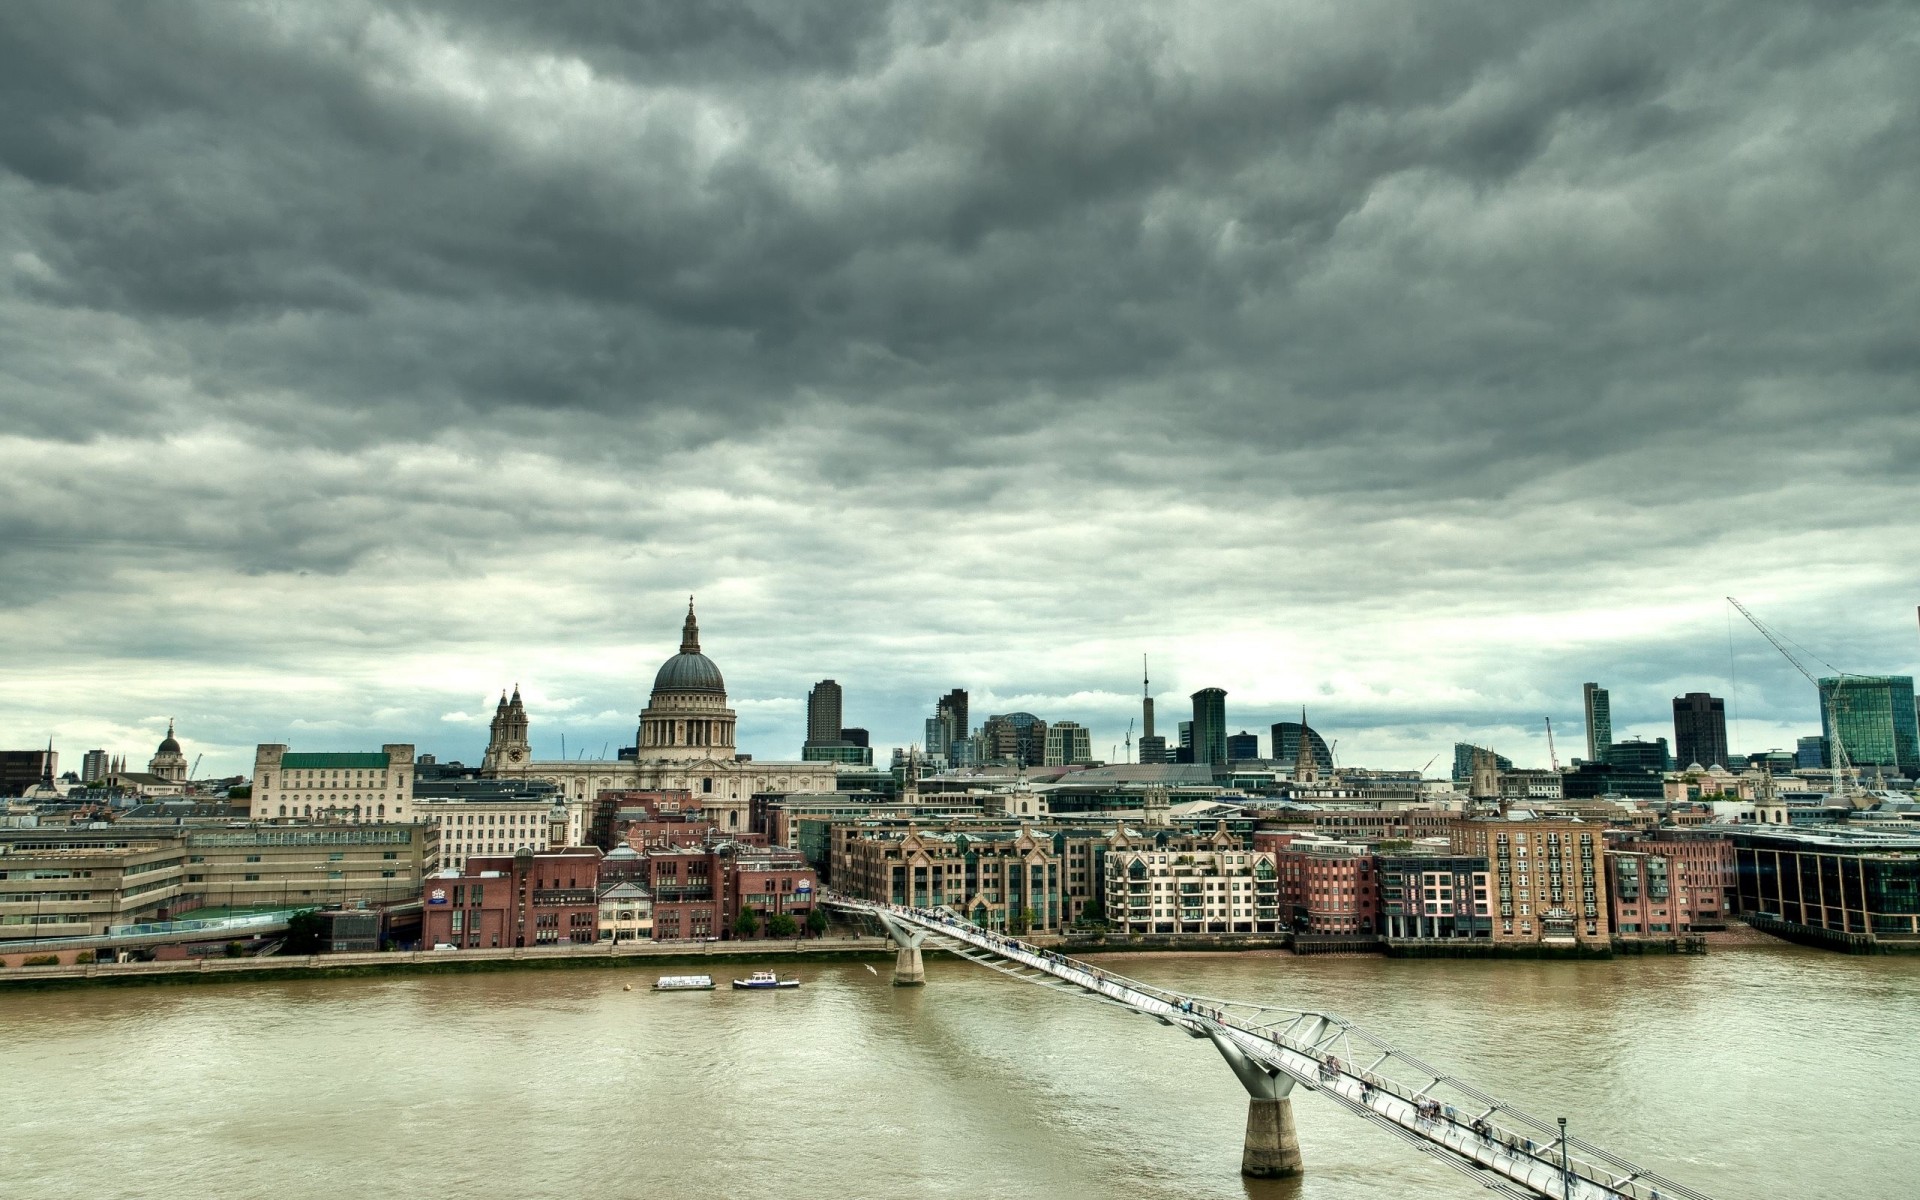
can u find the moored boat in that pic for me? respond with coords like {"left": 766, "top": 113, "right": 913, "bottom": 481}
{"left": 731, "top": 970, "right": 799, "bottom": 990}
{"left": 653, "top": 974, "right": 715, "bottom": 991}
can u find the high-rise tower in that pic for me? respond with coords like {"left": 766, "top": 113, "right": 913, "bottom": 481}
{"left": 1190, "top": 688, "right": 1227, "bottom": 767}
{"left": 1583, "top": 683, "right": 1612, "bottom": 763}
{"left": 806, "top": 679, "right": 844, "bottom": 748}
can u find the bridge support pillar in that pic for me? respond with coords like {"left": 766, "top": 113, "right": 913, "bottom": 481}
{"left": 1241, "top": 1096, "right": 1302, "bottom": 1178}
{"left": 893, "top": 940, "right": 925, "bottom": 987}
{"left": 876, "top": 913, "right": 928, "bottom": 987}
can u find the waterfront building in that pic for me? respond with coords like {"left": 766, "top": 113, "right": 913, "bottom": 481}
{"left": 1104, "top": 826, "right": 1280, "bottom": 935}
{"left": 1043, "top": 721, "right": 1093, "bottom": 767}
{"left": 634, "top": 841, "right": 816, "bottom": 940}
{"left": 1583, "top": 683, "right": 1612, "bottom": 763}
{"left": 479, "top": 602, "right": 836, "bottom": 831}
{"left": 1375, "top": 854, "right": 1491, "bottom": 941}
{"left": 1226, "top": 731, "right": 1260, "bottom": 762}
{"left": 1672, "top": 693, "right": 1730, "bottom": 769}
{"left": 250, "top": 744, "right": 417, "bottom": 824}
{"left": 1604, "top": 829, "right": 1733, "bottom": 937}
{"left": 597, "top": 880, "right": 653, "bottom": 942}
{"left": 422, "top": 847, "right": 602, "bottom": 950}
{"left": 1448, "top": 815, "right": 1609, "bottom": 947}
{"left": 1270, "top": 837, "right": 1376, "bottom": 936}
{"left": 1725, "top": 824, "right": 1920, "bottom": 948}
{"left": 0, "top": 822, "right": 436, "bottom": 944}
{"left": 834, "top": 824, "right": 1062, "bottom": 933}
{"left": 1817, "top": 675, "right": 1919, "bottom": 776}
{"left": 1189, "top": 688, "right": 1227, "bottom": 767}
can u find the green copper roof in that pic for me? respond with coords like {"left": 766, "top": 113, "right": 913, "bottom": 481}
{"left": 280, "top": 752, "right": 391, "bottom": 769}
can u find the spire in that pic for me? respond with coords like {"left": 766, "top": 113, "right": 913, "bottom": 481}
{"left": 511, "top": 683, "right": 522, "bottom": 705}
{"left": 1293, "top": 706, "right": 1317, "bottom": 785}
{"left": 680, "top": 596, "right": 701, "bottom": 654}
{"left": 166, "top": 719, "right": 175, "bottom": 739}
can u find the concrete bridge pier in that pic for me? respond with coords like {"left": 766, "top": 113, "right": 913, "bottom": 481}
{"left": 877, "top": 914, "right": 928, "bottom": 987}
{"left": 1208, "top": 1029, "right": 1302, "bottom": 1178}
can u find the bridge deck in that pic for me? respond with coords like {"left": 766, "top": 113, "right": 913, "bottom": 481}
{"left": 833, "top": 898, "right": 1713, "bottom": 1200}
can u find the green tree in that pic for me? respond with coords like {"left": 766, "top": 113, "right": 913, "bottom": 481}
{"left": 733, "top": 910, "right": 761, "bottom": 939}
{"left": 805, "top": 907, "right": 830, "bottom": 937}
{"left": 283, "top": 911, "right": 326, "bottom": 955}
{"left": 768, "top": 913, "right": 798, "bottom": 938}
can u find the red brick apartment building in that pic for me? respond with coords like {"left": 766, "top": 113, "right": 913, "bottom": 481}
{"left": 423, "top": 847, "right": 602, "bottom": 949}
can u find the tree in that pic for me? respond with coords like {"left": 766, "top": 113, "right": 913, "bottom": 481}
{"left": 283, "top": 911, "right": 326, "bottom": 955}
{"left": 733, "top": 910, "right": 761, "bottom": 939}
{"left": 1018, "top": 907, "right": 1040, "bottom": 935}
{"left": 768, "top": 913, "right": 798, "bottom": 938}
{"left": 805, "top": 907, "right": 829, "bottom": 937}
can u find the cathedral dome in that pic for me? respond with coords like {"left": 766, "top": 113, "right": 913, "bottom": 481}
{"left": 651, "top": 600, "right": 726, "bottom": 696}
{"left": 157, "top": 721, "right": 182, "bottom": 754}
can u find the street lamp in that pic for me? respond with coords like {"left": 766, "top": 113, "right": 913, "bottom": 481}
{"left": 1558, "top": 1117, "right": 1572, "bottom": 1198}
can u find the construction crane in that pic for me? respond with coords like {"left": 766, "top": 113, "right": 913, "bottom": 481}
{"left": 1123, "top": 718, "right": 1134, "bottom": 764}
{"left": 1728, "top": 596, "right": 1856, "bottom": 803}
{"left": 1543, "top": 717, "right": 1559, "bottom": 772}
{"left": 1419, "top": 752, "right": 1440, "bottom": 778}
{"left": 190, "top": 753, "right": 203, "bottom": 779}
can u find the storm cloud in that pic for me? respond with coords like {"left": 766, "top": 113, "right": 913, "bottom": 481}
{"left": 3, "top": 1, "right": 1916, "bottom": 775}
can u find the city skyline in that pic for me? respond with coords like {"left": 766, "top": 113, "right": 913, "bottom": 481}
{"left": 14, "top": 597, "right": 1916, "bottom": 779}
{"left": 3, "top": 4, "right": 1916, "bottom": 777}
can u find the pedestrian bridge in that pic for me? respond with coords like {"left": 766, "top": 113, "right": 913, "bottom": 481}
{"left": 826, "top": 896, "right": 1713, "bottom": 1200}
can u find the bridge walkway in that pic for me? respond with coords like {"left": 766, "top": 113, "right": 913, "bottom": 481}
{"left": 833, "top": 897, "right": 1712, "bottom": 1200}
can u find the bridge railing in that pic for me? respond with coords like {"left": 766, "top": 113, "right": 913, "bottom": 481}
{"left": 833, "top": 896, "right": 1713, "bottom": 1200}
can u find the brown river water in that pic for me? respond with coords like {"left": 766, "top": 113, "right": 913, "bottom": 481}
{"left": 2, "top": 944, "right": 1915, "bottom": 1199}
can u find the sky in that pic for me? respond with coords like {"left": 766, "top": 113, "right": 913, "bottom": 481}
{"left": 3, "top": 1, "right": 1917, "bottom": 780}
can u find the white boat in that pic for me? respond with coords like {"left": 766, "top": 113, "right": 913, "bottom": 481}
{"left": 731, "top": 970, "right": 799, "bottom": 990}
{"left": 652, "top": 974, "right": 715, "bottom": 991}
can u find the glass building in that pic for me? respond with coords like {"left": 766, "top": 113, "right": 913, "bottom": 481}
{"left": 1582, "top": 683, "right": 1612, "bottom": 762}
{"left": 1188, "top": 688, "right": 1227, "bottom": 766}
{"left": 1817, "top": 676, "right": 1919, "bottom": 775}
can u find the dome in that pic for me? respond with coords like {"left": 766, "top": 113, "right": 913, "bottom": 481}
{"left": 653, "top": 651, "right": 726, "bottom": 695}
{"left": 157, "top": 721, "right": 181, "bottom": 754}
{"left": 650, "top": 599, "right": 726, "bottom": 695}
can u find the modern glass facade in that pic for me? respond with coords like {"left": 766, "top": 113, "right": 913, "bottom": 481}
{"left": 1583, "top": 683, "right": 1612, "bottom": 762}
{"left": 1817, "top": 675, "right": 1919, "bottom": 775}
{"left": 1188, "top": 688, "right": 1227, "bottom": 766}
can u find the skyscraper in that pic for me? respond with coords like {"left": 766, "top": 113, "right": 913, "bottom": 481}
{"left": 1274, "top": 722, "right": 1334, "bottom": 772}
{"left": 806, "top": 680, "right": 844, "bottom": 747}
{"left": 1189, "top": 688, "right": 1227, "bottom": 767}
{"left": 1044, "top": 721, "right": 1093, "bottom": 766}
{"left": 80, "top": 749, "right": 109, "bottom": 782}
{"left": 1817, "top": 675, "right": 1920, "bottom": 775}
{"left": 936, "top": 688, "right": 969, "bottom": 749}
{"left": 1672, "top": 692, "right": 1729, "bottom": 768}
{"left": 1583, "top": 683, "right": 1612, "bottom": 763}
{"left": 1140, "top": 656, "right": 1155, "bottom": 754}
{"left": 1796, "top": 735, "right": 1827, "bottom": 770}
{"left": 1226, "top": 731, "right": 1259, "bottom": 761}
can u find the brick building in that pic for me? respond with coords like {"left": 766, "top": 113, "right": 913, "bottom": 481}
{"left": 639, "top": 842, "right": 816, "bottom": 941}
{"left": 1449, "top": 815, "right": 1609, "bottom": 947}
{"left": 1270, "top": 837, "right": 1377, "bottom": 936}
{"left": 422, "top": 847, "right": 602, "bottom": 949}
{"left": 1605, "top": 828, "right": 1735, "bottom": 936}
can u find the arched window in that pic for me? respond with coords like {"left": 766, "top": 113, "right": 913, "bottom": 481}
{"left": 278, "top": 805, "right": 287, "bottom": 817}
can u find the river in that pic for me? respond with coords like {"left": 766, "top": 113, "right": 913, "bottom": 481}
{"left": 2, "top": 944, "right": 1914, "bottom": 1199}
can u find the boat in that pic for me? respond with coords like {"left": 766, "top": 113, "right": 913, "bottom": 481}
{"left": 731, "top": 970, "right": 799, "bottom": 990}
{"left": 652, "top": 974, "right": 715, "bottom": 991}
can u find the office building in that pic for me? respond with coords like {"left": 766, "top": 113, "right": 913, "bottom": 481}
{"left": 1043, "top": 721, "right": 1093, "bottom": 767}
{"left": 936, "top": 689, "right": 969, "bottom": 748}
{"left": 1727, "top": 825, "right": 1920, "bottom": 948}
{"left": 1449, "top": 743, "right": 1510, "bottom": 785}
{"left": 80, "top": 750, "right": 110, "bottom": 783}
{"left": 422, "top": 847, "right": 602, "bottom": 950}
{"left": 1277, "top": 723, "right": 1337, "bottom": 773}
{"left": 0, "top": 748, "right": 56, "bottom": 798}
{"left": 251, "top": 744, "right": 418, "bottom": 824}
{"left": 805, "top": 680, "right": 844, "bottom": 748}
{"left": 1189, "top": 688, "right": 1227, "bottom": 767}
{"left": 982, "top": 713, "right": 1048, "bottom": 768}
{"left": 1796, "top": 735, "right": 1827, "bottom": 770}
{"left": 1136, "top": 735, "right": 1168, "bottom": 765}
{"left": 1606, "top": 738, "right": 1672, "bottom": 772}
{"left": 1672, "top": 692, "right": 1730, "bottom": 769}
{"left": 1583, "top": 683, "right": 1612, "bottom": 763}
{"left": 1225, "top": 731, "right": 1260, "bottom": 762}
{"left": 1817, "top": 675, "right": 1919, "bottom": 776}
{"left": 840, "top": 728, "right": 869, "bottom": 748}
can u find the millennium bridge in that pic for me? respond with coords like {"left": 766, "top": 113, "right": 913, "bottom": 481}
{"left": 826, "top": 896, "right": 1713, "bottom": 1200}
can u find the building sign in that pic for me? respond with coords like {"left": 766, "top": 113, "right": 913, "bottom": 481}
{"left": 429, "top": 889, "right": 447, "bottom": 906}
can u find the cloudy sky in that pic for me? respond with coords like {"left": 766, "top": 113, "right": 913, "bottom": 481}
{"left": 4, "top": 1, "right": 1916, "bottom": 779}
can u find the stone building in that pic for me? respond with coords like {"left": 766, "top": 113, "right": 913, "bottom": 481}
{"left": 480, "top": 602, "right": 836, "bottom": 833}
{"left": 249, "top": 745, "right": 417, "bottom": 824}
